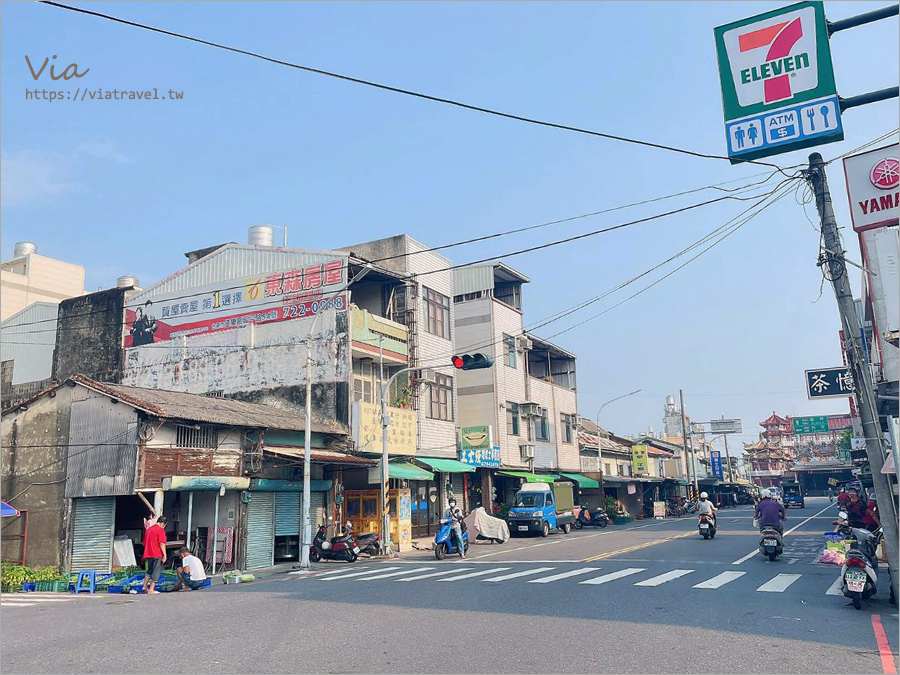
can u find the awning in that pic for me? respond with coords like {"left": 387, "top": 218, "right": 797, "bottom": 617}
{"left": 496, "top": 470, "right": 556, "bottom": 484}
{"left": 559, "top": 473, "right": 600, "bottom": 488}
{"left": 415, "top": 458, "right": 476, "bottom": 473}
{"left": 1, "top": 501, "right": 20, "bottom": 517}
{"left": 264, "top": 446, "right": 376, "bottom": 466}
{"left": 387, "top": 462, "right": 434, "bottom": 481}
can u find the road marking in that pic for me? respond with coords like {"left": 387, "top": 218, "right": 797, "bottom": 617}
{"left": 357, "top": 567, "right": 433, "bottom": 581}
{"left": 482, "top": 567, "right": 556, "bottom": 582}
{"left": 320, "top": 567, "right": 400, "bottom": 581}
{"left": 732, "top": 502, "right": 835, "bottom": 565}
{"left": 397, "top": 569, "right": 471, "bottom": 582}
{"left": 692, "top": 571, "right": 747, "bottom": 589}
{"left": 635, "top": 569, "right": 694, "bottom": 587}
{"left": 825, "top": 576, "right": 844, "bottom": 596}
{"left": 527, "top": 567, "right": 600, "bottom": 584}
{"left": 314, "top": 566, "right": 387, "bottom": 577}
{"left": 3, "top": 596, "right": 75, "bottom": 602}
{"left": 756, "top": 574, "right": 802, "bottom": 593}
{"left": 438, "top": 568, "right": 511, "bottom": 582}
{"left": 872, "top": 615, "right": 898, "bottom": 675}
{"left": 0, "top": 602, "right": 37, "bottom": 607}
{"left": 580, "top": 568, "right": 645, "bottom": 586}
{"left": 581, "top": 531, "right": 694, "bottom": 563}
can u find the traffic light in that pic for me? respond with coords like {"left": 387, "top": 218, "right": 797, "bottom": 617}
{"left": 452, "top": 353, "right": 495, "bottom": 370}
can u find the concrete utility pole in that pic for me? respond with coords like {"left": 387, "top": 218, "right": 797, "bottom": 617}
{"left": 806, "top": 152, "right": 899, "bottom": 601}
{"left": 679, "top": 390, "right": 696, "bottom": 498}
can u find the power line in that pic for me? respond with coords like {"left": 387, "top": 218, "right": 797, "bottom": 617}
{"left": 39, "top": 1, "right": 793, "bottom": 172}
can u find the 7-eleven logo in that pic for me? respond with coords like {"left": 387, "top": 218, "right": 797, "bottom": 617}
{"left": 723, "top": 5, "right": 820, "bottom": 108}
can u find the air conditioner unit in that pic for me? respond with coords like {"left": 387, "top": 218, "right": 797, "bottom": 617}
{"left": 519, "top": 402, "right": 544, "bottom": 417}
{"left": 516, "top": 337, "right": 533, "bottom": 352}
{"left": 519, "top": 444, "right": 535, "bottom": 460}
{"left": 414, "top": 368, "right": 436, "bottom": 385}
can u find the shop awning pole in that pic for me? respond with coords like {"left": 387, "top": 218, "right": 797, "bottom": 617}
{"left": 186, "top": 492, "right": 193, "bottom": 551}
{"left": 212, "top": 489, "right": 220, "bottom": 575}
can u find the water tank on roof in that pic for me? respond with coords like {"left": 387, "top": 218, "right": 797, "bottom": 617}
{"left": 116, "top": 274, "right": 140, "bottom": 290}
{"left": 13, "top": 241, "right": 37, "bottom": 257}
{"left": 248, "top": 225, "right": 275, "bottom": 247}
{"left": 666, "top": 395, "right": 676, "bottom": 407}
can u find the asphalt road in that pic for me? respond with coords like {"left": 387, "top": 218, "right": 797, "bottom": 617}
{"left": 2, "top": 497, "right": 897, "bottom": 674}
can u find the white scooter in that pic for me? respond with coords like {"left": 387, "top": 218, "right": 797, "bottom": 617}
{"left": 833, "top": 510, "right": 885, "bottom": 609}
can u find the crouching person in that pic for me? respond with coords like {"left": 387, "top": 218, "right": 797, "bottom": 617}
{"left": 176, "top": 547, "right": 208, "bottom": 591}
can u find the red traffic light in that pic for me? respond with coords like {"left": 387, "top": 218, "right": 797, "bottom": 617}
{"left": 451, "top": 355, "right": 464, "bottom": 368}
{"left": 451, "top": 354, "right": 494, "bottom": 370}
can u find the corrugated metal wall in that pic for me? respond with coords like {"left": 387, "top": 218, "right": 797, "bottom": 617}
{"left": 0, "top": 302, "right": 58, "bottom": 384}
{"left": 65, "top": 387, "right": 139, "bottom": 498}
{"left": 453, "top": 266, "right": 496, "bottom": 296}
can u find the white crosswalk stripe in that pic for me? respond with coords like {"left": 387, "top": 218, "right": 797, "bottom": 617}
{"left": 438, "top": 568, "right": 511, "bottom": 582}
{"left": 756, "top": 574, "right": 802, "bottom": 593}
{"left": 483, "top": 567, "right": 556, "bottom": 582}
{"left": 397, "top": 569, "right": 471, "bottom": 582}
{"left": 692, "top": 571, "right": 746, "bottom": 589}
{"left": 580, "top": 568, "right": 646, "bottom": 586}
{"left": 357, "top": 567, "right": 433, "bottom": 581}
{"left": 320, "top": 567, "right": 401, "bottom": 581}
{"left": 634, "top": 570, "right": 694, "bottom": 587}
{"left": 825, "top": 576, "right": 844, "bottom": 596}
{"left": 527, "top": 568, "right": 600, "bottom": 584}
{"left": 0, "top": 593, "right": 103, "bottom": 608}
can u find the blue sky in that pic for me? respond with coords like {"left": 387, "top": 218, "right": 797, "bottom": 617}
{"left": 2, "top": 1, "right": 897, "bottom": 445}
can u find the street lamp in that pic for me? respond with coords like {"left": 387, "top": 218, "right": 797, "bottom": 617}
{"left": 300, "top": 262, "right": 372, "bottom": 570}
{"left": 595, "top": 389, "right": 641, "bottom": 493}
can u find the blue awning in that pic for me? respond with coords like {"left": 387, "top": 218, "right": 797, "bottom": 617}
{"left": 1, "top": 501, "right": 20, "bottom": 517}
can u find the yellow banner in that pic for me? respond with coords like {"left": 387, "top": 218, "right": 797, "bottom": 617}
{"left": 632, "top": 444, "right": 649, "bottom": 475}
{"left": 353, "top": 401, "right": 417, "bottom": 456}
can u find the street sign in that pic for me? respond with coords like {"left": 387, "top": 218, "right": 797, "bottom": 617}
{"left": 842, "top": 144, "right": 900, "bottom": 232}
{"left": 710, "top": 450, "right": 724, "bottom": 479}
{"left": 851, "top": 437, "right": 866, "bottom": 450}
{"left": 805, "top": 367, "right": 855, "bottom": 399}
{"left": 714, "top": 1, "right": 843, "bottom": 163}
{"left": 710, "top": 418, "right": 743, "bottom": 434}
{"left": 792, "top": 415, "right": 830, "bottom": 434}
{"left": 827, "top": 477, "right": 839, "bottom": 486}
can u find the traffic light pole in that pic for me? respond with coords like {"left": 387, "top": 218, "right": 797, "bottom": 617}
{"left": 806, "top": 152, "right": 899, "bottom": 602}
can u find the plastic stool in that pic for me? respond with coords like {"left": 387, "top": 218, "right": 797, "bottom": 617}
{"left": 74, "top": 570, "right": 96, "bottom": 594}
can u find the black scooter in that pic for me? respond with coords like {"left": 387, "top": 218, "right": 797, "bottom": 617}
{"left": 573, "top": 505, "right": 609, "bottom": 529}
{"left": 344, "top": 521, "right": 381, "bottom": 556}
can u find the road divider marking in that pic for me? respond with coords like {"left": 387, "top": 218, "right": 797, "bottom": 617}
{"left": 320, "top": 567, "right": 400, "bottom": 581}
{"left": 635, "top": 569, "right": 694, "bottom": 587}
{"left": 438, "top": 568, "right": 511, "bottom": 582}
{"left": 581, "top": 531, "right": 694, "bottom": 562}
{"left": 482, "top": 567, "right": 556, "bottom": 582}
{"left": 825, "top": 576, "right": 844, "bottom": 596}
{"left": 357, "top": 567, "right": 433, "bottom": 581}
{"left": 756, "top": 573, "right": 802, "bottom": 593}
{"left": 732, "top": 502, "right": 836, "bottom": 565}
{"left": 527, "top": 567, "right": 600, "bottom": 584}
{"left": 580, "top": 568, "right": 646, "bottom": 585}
{"left": 692, "top": 571, "right": 746, "bottom": 589}
{"left": 397, "top": 569, "right": 471, "bottom": 582}
{"left": 872, "top": 615, "right": 898, "bottom": 675}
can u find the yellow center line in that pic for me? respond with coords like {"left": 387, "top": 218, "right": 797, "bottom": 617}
{"left": 580, "top": 531, "right": 695, "bottom": 563}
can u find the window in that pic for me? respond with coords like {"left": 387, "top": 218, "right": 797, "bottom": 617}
{"left": 603, "top": 462, "right": 612, "bottom": 476}
{"left": 429, "top": 373, "right": 453, "bottom": 421}
{"left": 506, "top": 402, "right": 520, "bottom": 436}
{"left": 504, "top": 334, "right": 516, "bottom": 368}
{"left": 545, "top": 492, "right": 554, "bottom": 506}
{"left": 423, "top": 287, "right": 450, "bottom": 339}
{"left": 353, "top": 360, "right": 374, "bottom": 403}
{"left": 532, "top": 408, "right": 549, "bottom": 441}
{"left": 175, "top": 424, "right": 218, "bottom": 449}
{"left": 561, "top": 413, "right": 575, "bottom": 444}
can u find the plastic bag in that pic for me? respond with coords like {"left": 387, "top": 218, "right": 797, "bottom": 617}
{"left": 752, "top": 518, "right": 759, "bottom": 528}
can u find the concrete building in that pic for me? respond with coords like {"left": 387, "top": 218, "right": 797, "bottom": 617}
{"left": 1, "top": 241, "right": 84, "bottom": 321}
{"left": 452, "top": 262, "right": 580, "bottom": 511}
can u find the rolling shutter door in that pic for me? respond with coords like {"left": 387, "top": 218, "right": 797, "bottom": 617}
{"left": 70, "top": 497, "right": 115, "bottom": 573}
{"left": 245, "top": 492, "right": 274, "bottom": 570}
{"left": 310, "top": 491, "right": 326, "bottom": 531}
{"left": 274, "top": 492, "right": 301, "bottom": 536}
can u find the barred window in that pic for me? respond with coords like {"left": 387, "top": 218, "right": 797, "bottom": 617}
{"left": 175, "top": 424, "right": 218, "bottom": 449}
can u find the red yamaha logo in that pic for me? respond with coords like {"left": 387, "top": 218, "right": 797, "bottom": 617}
{"left": 869, "top": 157, "right": 899, "bottom": 190}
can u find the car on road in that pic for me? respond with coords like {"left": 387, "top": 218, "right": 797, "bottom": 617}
{"left": 782, "top": 481, "right": 805, "bottom": 509}
{"left": 507, "top": 482, "right": 575, "bottom": 537}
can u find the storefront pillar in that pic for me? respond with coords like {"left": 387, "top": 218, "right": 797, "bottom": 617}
{"left": 186, "top": 492, "right": 194, "bottom": 550}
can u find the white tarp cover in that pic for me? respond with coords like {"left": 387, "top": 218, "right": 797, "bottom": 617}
{"left": 464, "top": 507, "right": 510, "bottom": 543}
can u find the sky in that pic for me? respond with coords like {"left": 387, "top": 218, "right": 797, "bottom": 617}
{"left": 2, "top": 1, "right": 898, "bottom": 449}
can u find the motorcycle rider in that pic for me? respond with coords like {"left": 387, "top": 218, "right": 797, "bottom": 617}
{"left": 697, "top": 492, "right": 717, "bottom": 528}
{"left": 844, "top": 487, "right": 868, "bottom": 528}
{"left": 445, "top": 497, "right": 466, "bottom": 559}
{"left": 827, "top": 487, "right": 834, "bottom": 503}
{"left": 754, "top": 489, "right": 786, "bottom": 534}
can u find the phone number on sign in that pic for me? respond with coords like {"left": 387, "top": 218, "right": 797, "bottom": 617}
{"left": 281, "top": 295, "right": 346, "bottom": 320}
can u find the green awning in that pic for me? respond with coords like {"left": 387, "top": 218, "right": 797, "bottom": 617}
{"left": 388, "top": 462, "right": 434, "bottom": 481}
{"left": 496, "top": 470, "right": 556, "bottom": 484}
{"left": 559, "top": 473, "right": 600, "bottom": 488}
{"left": 415, "top": 458, "right": 476, "bottom": 473}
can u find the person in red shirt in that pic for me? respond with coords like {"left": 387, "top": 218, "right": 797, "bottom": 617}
{"left": 142, "top": 515, "right": 167, "bottom": 594}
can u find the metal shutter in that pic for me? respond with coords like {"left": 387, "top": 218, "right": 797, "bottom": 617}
{"left": 310, "top": 491, "right": 326, "bottom": 531}
{"left": 451, "top": 473, "right": 464, "bottom": 499}
{"left": 274, "top": 492, "right": 301, "bottom": 536}
{"left": 245, "top": 492, "right": 274, "bottom": 570}
{"left": 70, "top": 497, "right": 115, "bottom": 573}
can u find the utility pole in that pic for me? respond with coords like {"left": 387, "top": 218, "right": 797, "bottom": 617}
{"left": 806, "top": 152, "right": 899, "bottom": 601}
{"left": 723, "top": 433, "right": 735, "bottom": 483}
{"left": 679, "top": 390, "right": 695, "bottom": 499}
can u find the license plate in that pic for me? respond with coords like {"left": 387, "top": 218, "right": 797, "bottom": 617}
{"left": 845, "top": 571, "right": 866, "bottom": 581}
{"left": 352, "top": 547, "right": 360, "bottom": 554}
{"left": 847, "top": 578, "right": 865, "bottom": 592}
{"left": 700, "top": 524, "right": 709, "bottom": 529}
{"left": 763, "top": 539, "right": 777, "bottom": 546}
{"left": 518, "top": 526, "right": 528, "bottom": 531}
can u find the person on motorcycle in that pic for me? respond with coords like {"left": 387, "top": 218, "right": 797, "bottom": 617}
{"left": 697, "top": 492, "right": 717, "bottom": 528}
{"left": 837, "top": 487, "right": 850, "bottom": 508}
{"left": 844, "top": 488, "right": 868, "bottom": 528}
{"left": 827, "top": 487, "right": 834, "bottom": 503}
{"left": 754, "top": 489, "right": 786, "bottom": 535}
{"left": 445, "top": 497, "right": 466, "bottom": 559}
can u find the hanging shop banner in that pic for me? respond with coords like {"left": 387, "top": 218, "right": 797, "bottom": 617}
{"left": 459, "top": 426, "right": 500, "bottom": 468}
{"left": 842, "top": 144, "right": 899, "bottom": 232}
{"left": 352, "top": 401, "right": 417, "bottom": 456}
{"left": 710, "top": 451, "right": 724, "bottom": 480}
{"left": 631, "top": 445, "right": 650, "bottom": 475}
{"left": 124, "top": 256, "right": 347, "bottom": 347}
{"left": 714, "top": 1, "right": 842, "bottom": 163}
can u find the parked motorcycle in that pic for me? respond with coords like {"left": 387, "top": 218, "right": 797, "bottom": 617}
{"left": 833, "top": 510, "right": 886, "bottom": 609}
{"left": 758, "top": 525, "right": 784, "bottom": 561}
{"left": 434, "top": 518, "right": 469, "bottom": 560}
{"left": 309, "top": 523, "right": 360, "bottom": 563}
{"left": 344, "top": 521, "right": 381, "bottom": 556}
{"left": 698, "top": 513, "right": 717, "bottom": 539}
{"left": 573, "top": 505, "right": 609, "bottom": 529}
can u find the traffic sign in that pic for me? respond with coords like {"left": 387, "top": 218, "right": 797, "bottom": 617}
{"left": 792, "top": 415, "right": 830, "bottom": 434}
{"left": 805, "top": 366, "right": 855, "bottom": 399}
{"left": 710, "top": 450, "right": 724, "bottom": 480}
{"left": 714, "top": 1, "right": 843, "bottom": 163}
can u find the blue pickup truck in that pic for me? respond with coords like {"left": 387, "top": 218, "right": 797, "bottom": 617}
{"left": 781, "top": 481, "right": 805, "bottom": 509}
{"left": 507, "top": 482, "right": 576, "bottom": 537}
